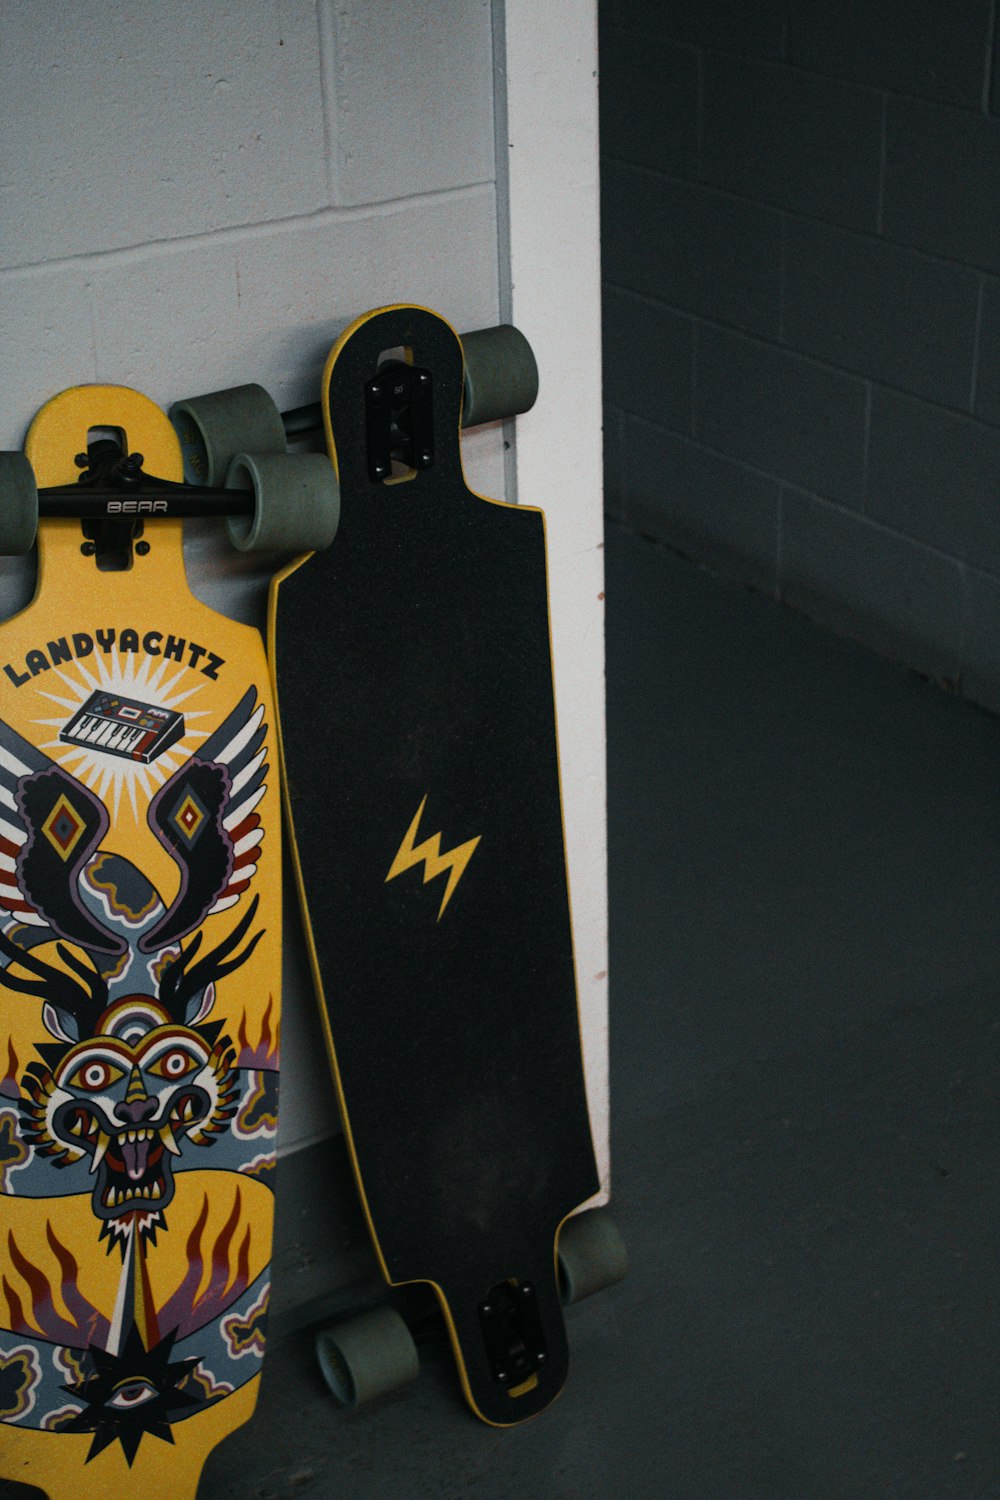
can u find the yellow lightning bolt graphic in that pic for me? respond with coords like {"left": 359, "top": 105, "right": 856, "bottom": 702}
{"left": 385, "top": 795, "right": 481, "bottom": 920}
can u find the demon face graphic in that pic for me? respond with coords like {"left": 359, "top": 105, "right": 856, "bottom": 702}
{"left": 0, "top": 688, "right": 267, "bottom": 1238}
{"left": 14, "top": 916, "right": 260, "bottom": 1228}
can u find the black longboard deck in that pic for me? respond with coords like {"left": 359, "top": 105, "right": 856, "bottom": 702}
{"left": 270, "top": 305, "right": 599, "bottom": 1424}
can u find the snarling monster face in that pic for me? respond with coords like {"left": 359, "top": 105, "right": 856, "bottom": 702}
{"left": 5, "top": 895, "right": 259, "bottom": 1238}
{"left": 24, "top": 994, "right": 238, "bottom": 1225}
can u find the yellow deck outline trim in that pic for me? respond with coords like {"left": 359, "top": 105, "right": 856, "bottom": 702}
{"left": 268, "top": 304, "right": 596, "bottom": 1426}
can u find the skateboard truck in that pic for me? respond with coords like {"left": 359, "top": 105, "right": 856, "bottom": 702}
{"left": 36, "top": 434, "right": 257, "bottom": 570}
{"left": 56, "top": 436, "right": 255, "bottom": 518}
{"left": 168, "top": 322, "right": 538, "bottom": 497}
{"left": 76, "top": 438, "right": 159, "bottom": 569}
{"left": 365, "top": 360, "right": 434, "bottom": 482}
{"left": 478, "top": 1279, "right": 548, "bottom": 1389}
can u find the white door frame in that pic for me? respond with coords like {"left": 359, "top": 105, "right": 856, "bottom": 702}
{"left": 497, "top": 1, "right": 609, "bottom": 1193}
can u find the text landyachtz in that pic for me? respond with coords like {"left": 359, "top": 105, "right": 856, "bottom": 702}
{"left": 3, "top": 629, "right": 226, "bottom": 688}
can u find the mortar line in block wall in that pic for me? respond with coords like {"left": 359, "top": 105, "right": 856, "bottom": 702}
{"left": 957, "top": 561, "right": 971, "bottom": 690}
{"left": 861, "top": 380, "right": 873, "bottom": 515}
{"left": 695, "top": 47, "right": 705, "bottom": 179}
{"left": 690, "top": 319, "right": 700, "bottom": 440}
{"left": 0, "top": 182, "right": 497, "bottom": 279}
{"left": 625, "top": 413, "right": 811, "bottom": 500}
{"left": 623, "top": 414, "right": 1000, "bottom": 576}
{"left": 970, "top": 279, "right": 986, "bottom": 413}
{"left": 602, "top": 288, "right": 1000, "bottom": 435}
{"left": 777, "top": 213, "right": 787, "bottom": 342}
{"left": 876, "top": 93, "right": 888, "bottom": 236}
{"left": 983, "top": 0, "right": 999, "bottom": 115}
{"left": 603, "top": 157, "right": 1000, "bottom": 281}
{"left": 317, "top": 0, "right": 345, "bottom": 205}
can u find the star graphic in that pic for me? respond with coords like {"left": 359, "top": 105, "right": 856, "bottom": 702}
{"left": 61, "top": 1325, "right": 203, "bottom": 1465}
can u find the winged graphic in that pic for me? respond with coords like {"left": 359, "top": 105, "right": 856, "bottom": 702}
{"left": 0, "top": 687, "right": 268, "bottom": 960}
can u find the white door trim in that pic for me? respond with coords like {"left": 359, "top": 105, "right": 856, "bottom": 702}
{"left": 497, "top": 1, "right": 609, "bottom": 1194}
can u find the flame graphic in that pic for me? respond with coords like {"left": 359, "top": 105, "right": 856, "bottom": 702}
{"left": 235, "top": 995, "right": 279, "bottom": 1070}
{"left": 3, "top": 1222, "right": 110, "bottom": 1349}
{"left": 1, "top": 1035, "right": 18, "bottom": 1099}
{"left": 157, "top": 1187, "right": 253, "bottom": 1340}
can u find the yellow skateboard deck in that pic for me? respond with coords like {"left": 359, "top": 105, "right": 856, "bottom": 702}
{"left": 0, "top": 389, "right": 281, "bottom": 1499}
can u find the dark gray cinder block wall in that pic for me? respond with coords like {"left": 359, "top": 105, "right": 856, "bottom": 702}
{"left": 600, "top": 0, "right": 1000, "bottom": 711}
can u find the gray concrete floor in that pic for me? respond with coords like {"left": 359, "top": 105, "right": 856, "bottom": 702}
{"left": 601, "top": 526, "right": 1000, "bottom": 1499}
{"left": 8, "top": 521, "right": 1000, "bottom": 1497}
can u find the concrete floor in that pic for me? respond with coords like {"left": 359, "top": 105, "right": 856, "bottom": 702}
{"left": 600, "top": 526, "right": 1000, "bottom": 1499}
{"left": 7, "top": 521, "right": 1000, "bottom": 1497}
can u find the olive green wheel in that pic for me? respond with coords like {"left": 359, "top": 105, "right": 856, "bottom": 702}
{"left": 315, "top": 1305, "right": 420, "bottom": 1409}
{"left": 225, "top": 451, "right": 339, "bottom": 554}
{"left": 461, "top": 324, "right": 539, "bottom": 428}
{"left": 557, "top": 1210, "right": 629, "bottom": 1306}
{"left": 169, "top": 384, "right": 287, "bottom": 487}
{"left": 0, "top": 452, "right": 39, "bottom": 555}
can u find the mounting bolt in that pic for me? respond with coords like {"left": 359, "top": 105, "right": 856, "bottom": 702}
{"left": 80, "top": 542, "right": 96, "bottom": 557}
{"left": 136, "top": 540, "right": 150, "bottom": 556}
{"left": 118, "top": 451, "right": 145, "bottom": 484}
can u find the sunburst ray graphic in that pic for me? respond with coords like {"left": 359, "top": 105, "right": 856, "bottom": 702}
{"left": 32, "top": 647, "right": 211, "bottom": 822}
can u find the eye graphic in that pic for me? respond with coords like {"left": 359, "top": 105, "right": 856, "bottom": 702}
{"left": 148, "top": 1047, "right": 199, "bottom": 1081}
{"left": 107, "top": 1378, "right": 158, "bottom": 1411}
{"left": 68, "top": 1059, "right": 125, "bottom": 1092}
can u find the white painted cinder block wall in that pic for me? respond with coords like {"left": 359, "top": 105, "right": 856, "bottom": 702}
{"left": 0, "top": 1, "right": 608, "bottom": 1184}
